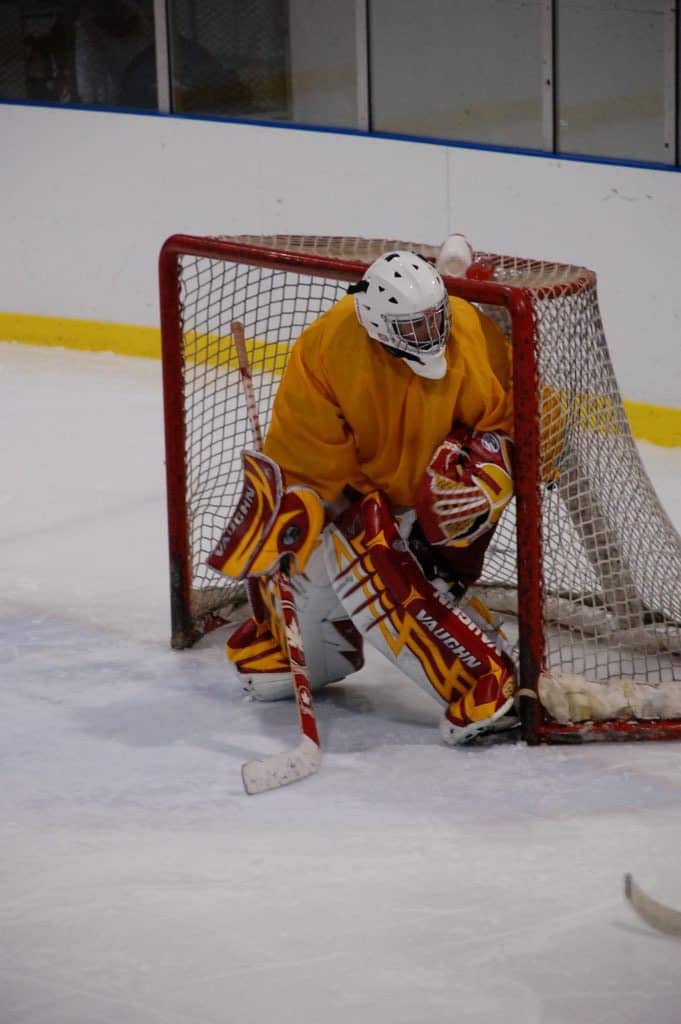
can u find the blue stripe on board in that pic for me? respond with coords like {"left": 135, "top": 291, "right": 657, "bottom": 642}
{"left": 3, "top": 98, "right": 680, "bottom": 175}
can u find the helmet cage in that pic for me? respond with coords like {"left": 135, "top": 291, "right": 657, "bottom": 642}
{"left": 382, "top": 295, "right": 452, "bottom": 358}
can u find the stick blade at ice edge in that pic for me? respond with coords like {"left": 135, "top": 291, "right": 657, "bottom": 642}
{"left": 242, "top": 734, "right": 321, "bottom": 795}
{"left": 624, "top": 873, "right": 681, "bottom": 937}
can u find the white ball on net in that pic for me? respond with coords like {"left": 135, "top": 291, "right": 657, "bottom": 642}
{"left": 436, "top": 233, "right": 474, "bottom": 277}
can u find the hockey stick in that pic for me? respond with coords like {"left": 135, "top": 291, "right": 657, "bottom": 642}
{"left": 624, "top": 873, "right": 681, "bottom": 937}
{"left": 231, "top": 320, "right": 321, "bottom": 794}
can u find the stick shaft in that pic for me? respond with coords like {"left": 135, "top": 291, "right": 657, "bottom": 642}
{"left": 231, "top": 320, "right": 321, "bottom": 789}
{"left": 232, "top": 320, "right": 264, "bottom": 449}
{"left": 275, "top": 558, "right": 321, "bottom": 747}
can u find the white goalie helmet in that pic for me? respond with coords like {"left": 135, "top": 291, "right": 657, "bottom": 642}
{"left": 351, "top": 251, "right": 452, "bottom": 379}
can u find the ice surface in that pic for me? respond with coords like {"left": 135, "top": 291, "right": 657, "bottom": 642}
{"left": 2, "top": 342, "right": 681, "bottom": 1024}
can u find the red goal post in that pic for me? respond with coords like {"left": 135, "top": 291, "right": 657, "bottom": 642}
{"left": 159, "top": 233, "right": 681, "bottom": 744}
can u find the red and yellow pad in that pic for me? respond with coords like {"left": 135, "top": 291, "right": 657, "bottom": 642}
{"left": 207, "top": 450, "right": 325, "bottom": 578}
{"left": 324, "top": 491, "right": 515, "bottom": 724}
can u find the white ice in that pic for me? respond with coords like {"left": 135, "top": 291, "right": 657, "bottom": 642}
{"left": 2, "top": 342, "right": 681, "bottom": 1024}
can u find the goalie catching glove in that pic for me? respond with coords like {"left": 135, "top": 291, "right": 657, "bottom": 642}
{"left": 207, "top": 450, "right": 325, "bottom": 578}
{"left": 416, "top": 424, "right": 514, "bottom": 548}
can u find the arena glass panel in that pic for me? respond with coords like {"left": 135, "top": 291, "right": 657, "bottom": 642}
{"left": 369, "top": 0, "right": 545, "bottom": 149}
{"left": 166, "top": 0, "right": 361, "bottom": 127}
{"left": 0, "top": 1, "right": 157, "bottom": 109}
{"left": 556, "top": 0, "right": 673, "bottom": 165}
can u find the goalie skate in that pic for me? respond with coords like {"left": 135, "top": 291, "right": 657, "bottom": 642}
{"left": 440, "top": 692, "right": 519, "bottom": 745}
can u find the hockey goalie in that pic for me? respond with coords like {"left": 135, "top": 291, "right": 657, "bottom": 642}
{"left": 208, "top": 241, "right": 519, "bottom": 744}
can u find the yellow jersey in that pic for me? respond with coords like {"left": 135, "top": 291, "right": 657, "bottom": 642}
{"left": 263, "top": 293, "right": 513, "bottom": 507}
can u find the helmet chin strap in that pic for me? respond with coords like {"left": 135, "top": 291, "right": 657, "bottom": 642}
{"left": 409, "top": 354, "right": 447, "bottom": 380}
{"left": 382, "top": 343, "right": 447, "bottom": 380}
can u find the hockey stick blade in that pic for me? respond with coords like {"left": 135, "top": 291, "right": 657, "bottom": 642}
{"left": 242, "top": 734, "right": 321, "bottom": 795}
{"left": 624, "top": 873, "right": 681, "bottom": 937}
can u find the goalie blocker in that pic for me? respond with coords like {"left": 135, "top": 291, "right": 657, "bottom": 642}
{"left": 208, "top": 431, "right": 517, "bottom": 744}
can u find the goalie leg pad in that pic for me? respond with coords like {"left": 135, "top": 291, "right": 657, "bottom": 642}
{"left": 226, "top": 546, "right": 364, "bottom": 701}
{"left": 324, "top": 491, "right": 517, "bottom": 741}
{"left": 227, "top": 582, "right": 291, "bottom": 699}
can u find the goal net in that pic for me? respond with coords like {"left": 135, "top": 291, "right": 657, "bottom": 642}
{"left": 159, "top": 233, "right": 681, "bottom": 742}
